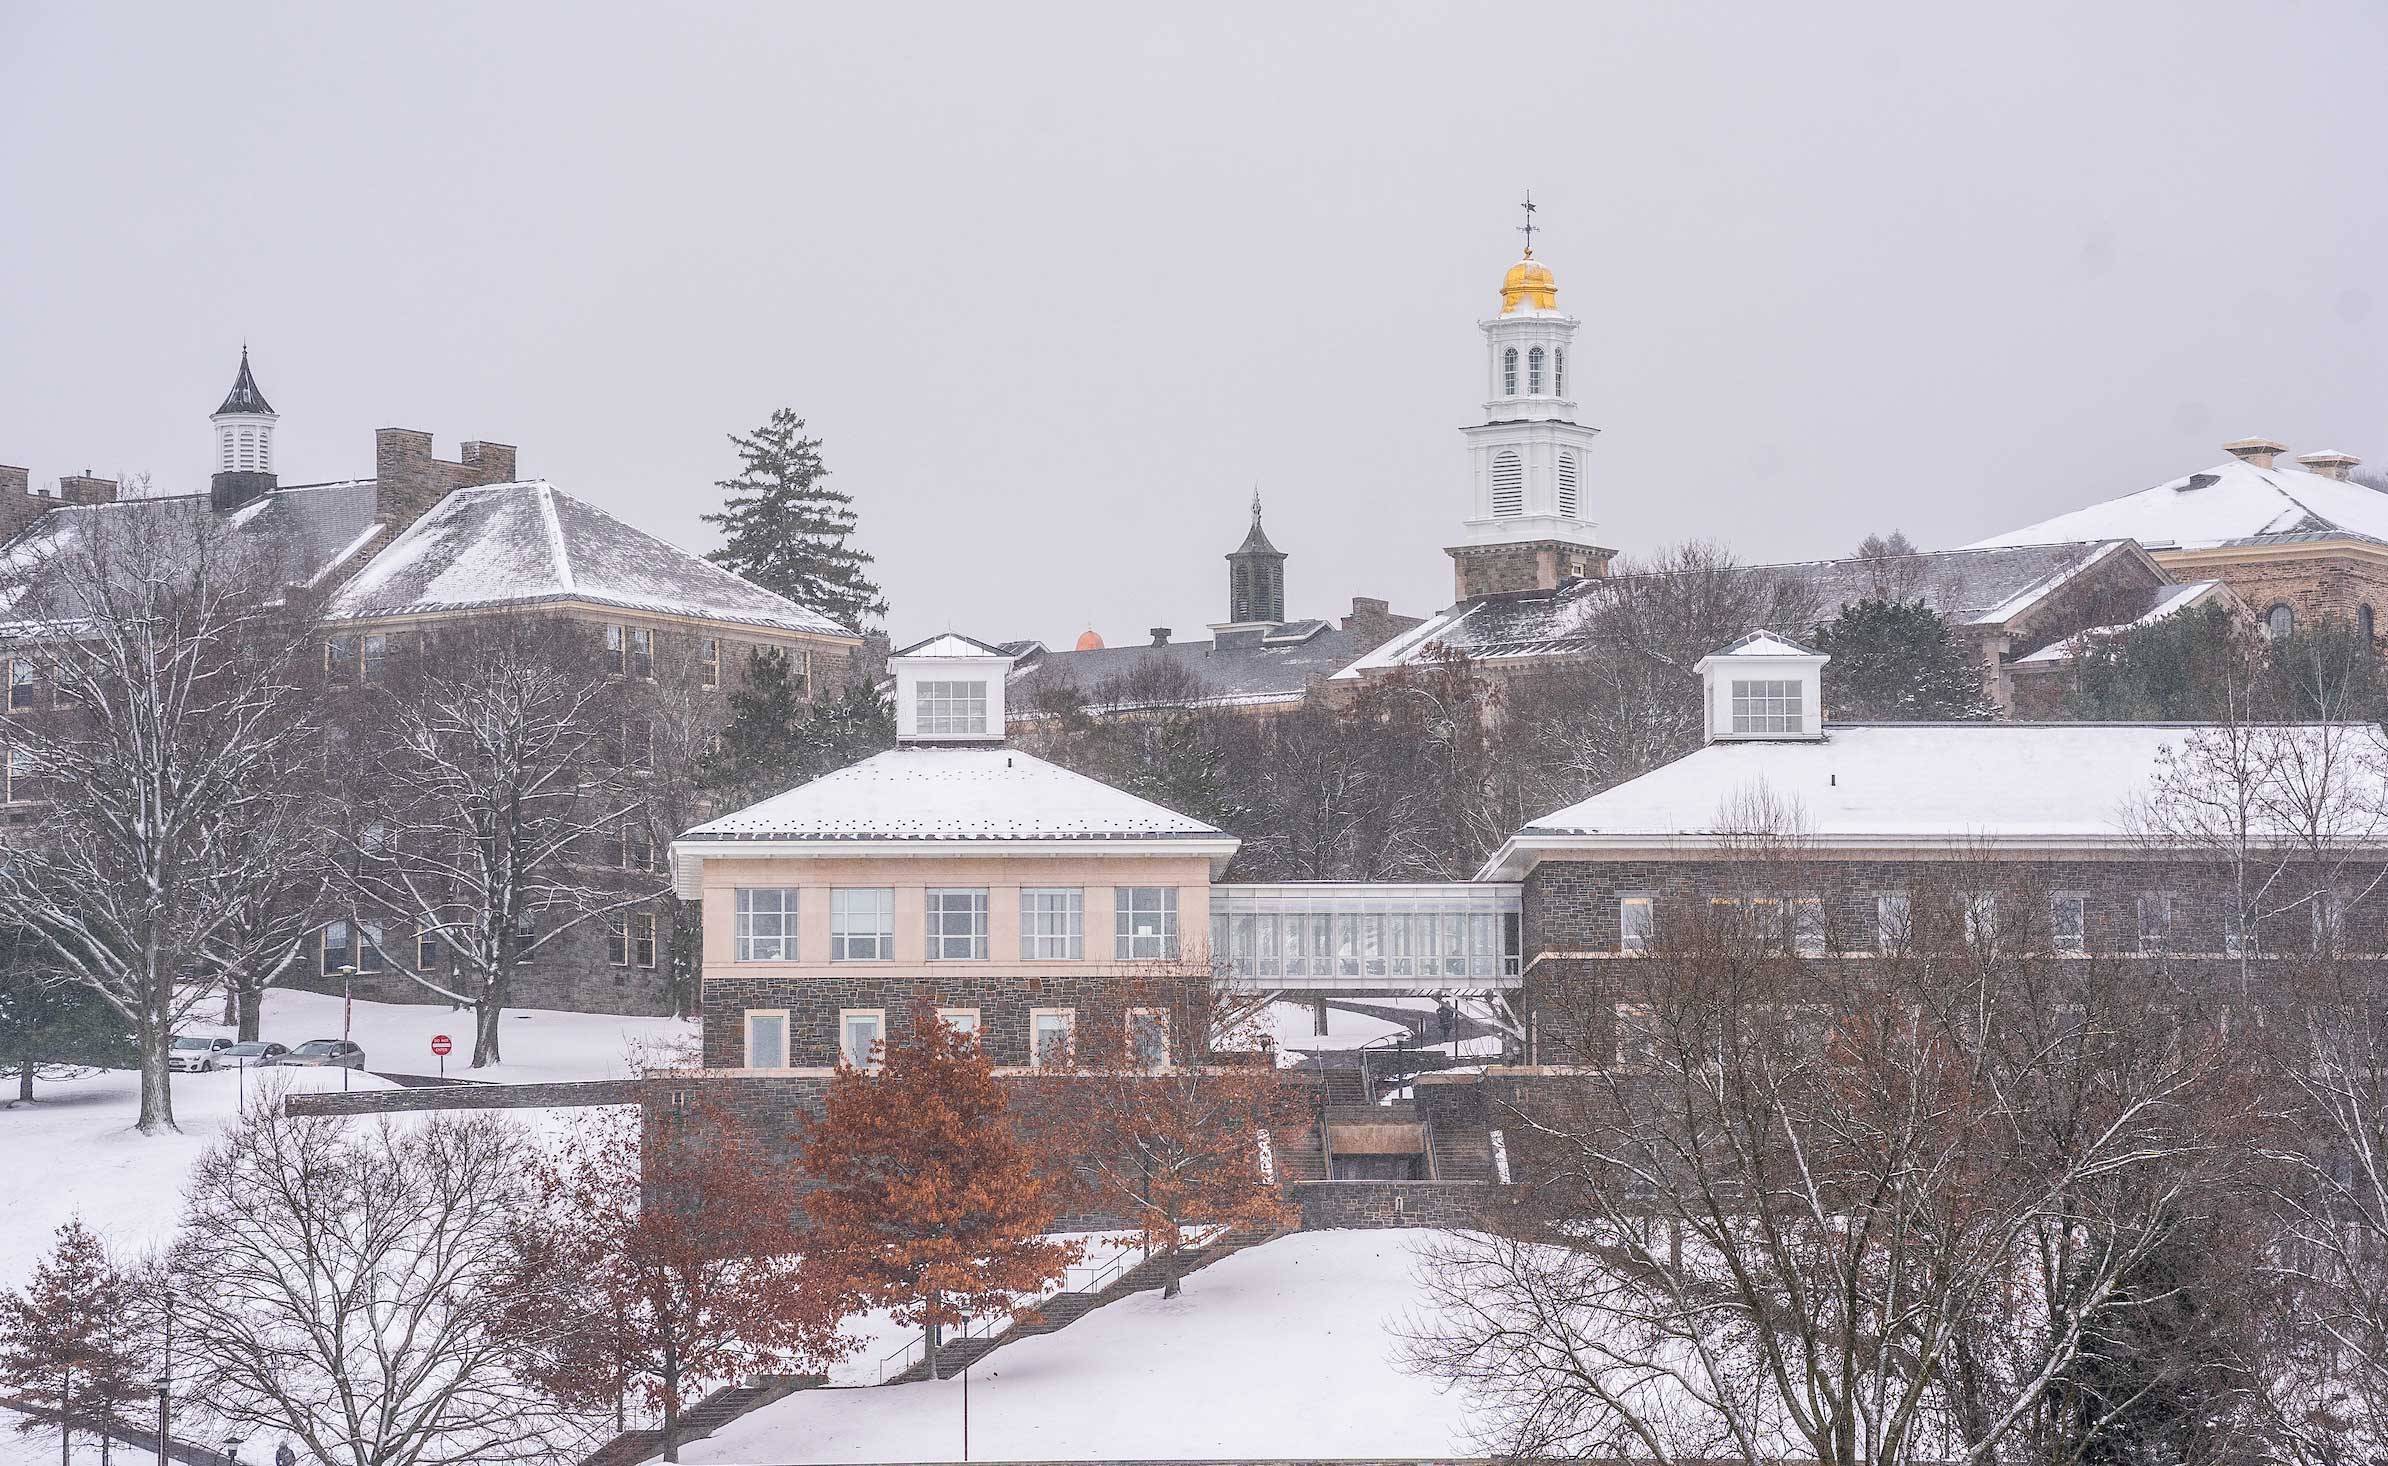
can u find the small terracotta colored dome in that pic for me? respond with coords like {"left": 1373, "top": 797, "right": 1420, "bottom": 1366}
{"left": 1500, "top": 254, "right": 1557, "bottom": 314}
{"left": 1074, "top": 628, "right": 1104, "bottom": 651}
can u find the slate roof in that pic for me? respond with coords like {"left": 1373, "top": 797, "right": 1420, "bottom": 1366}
{"left": 1480, "top": 721, "right": 2388, "bottom": 875}
{"left": 1341, "top": 541, "right": 2139, "bottom": 676}
{"left": 0, "top": 480, "right": 379, "bottom": 628}
{"left": 215, "top": 349, "right": 275, "bottom": 416}
{"left": 1006, "top": 617, "right": 1383, "bottom": 713}
{"left": 682, "top": 745, "right": 1231, "bottom": 844}
{"left": 325, "top": 480, "right": 857, "bottom": 637}
{"left": 1970, "top": 456, "right": 2388, "bottom": 552}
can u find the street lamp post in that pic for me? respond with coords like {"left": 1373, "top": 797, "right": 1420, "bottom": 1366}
{"left": 337, "top": 963, "right": 358, "bottom": 1092}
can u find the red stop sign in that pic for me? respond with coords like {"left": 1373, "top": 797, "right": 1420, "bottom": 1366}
{"left": 430, "top": 1034, "right": 453, "bottom": 1057}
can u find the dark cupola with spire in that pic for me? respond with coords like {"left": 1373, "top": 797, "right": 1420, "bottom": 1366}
{"left": 1225, "top": 490, "right": 1287, "bottom": 626}
{"left": 209, "top": 347, "right": 280, "bottom": 511}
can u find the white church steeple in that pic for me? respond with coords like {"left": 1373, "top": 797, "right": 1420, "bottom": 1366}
{"left": 209, "top": 347, "right": 280, "bottom": 511}
{"left": 1445, "top": 197, "right": 1615, "bottom": 601}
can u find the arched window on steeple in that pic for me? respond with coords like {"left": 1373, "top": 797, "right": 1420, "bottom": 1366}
{"left": 1528, "top": 347, "right": 1545, "bottom": 395}
{"left": 1557, "top": 452, "right": 1580, "bottom": 518}
{"left": 1491, "top": 450, "right": 1524, "bottom": 516}
{"left": 1554, "top": 348, "right": 1566, "bottom": 397}
{"left": 1502, "top": 348, "right": 1518, "bottom": 396}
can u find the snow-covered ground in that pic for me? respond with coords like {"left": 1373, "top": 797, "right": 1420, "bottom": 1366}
{"left": 0, "top": 1408, "right": 115, "bottom": 1466}
{"left": 183, "top": 988, "right": 696, "bottom": 1084}
{"left": 685, "top": 1230, "right": 1479, "bottom": 1464}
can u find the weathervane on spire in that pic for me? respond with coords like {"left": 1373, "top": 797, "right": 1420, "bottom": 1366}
{"left": 1250, "top": 485, "right": 1263, "bottom": 524}
{"left": 1517, "top": 190, "right": 1538, "bottom": 257}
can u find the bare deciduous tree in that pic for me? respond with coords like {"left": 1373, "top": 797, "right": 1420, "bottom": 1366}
{"left": 0, "top": 507, "right": 318, "bottom": 1131}
{"left": 172, "top": 1106, "right": 596, "bottom": 1466}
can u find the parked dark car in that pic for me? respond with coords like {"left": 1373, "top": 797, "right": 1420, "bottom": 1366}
{"left": 279, "top": 1039, "right": 366, "bottom": 1071}
{"left": 219, "top": 1041, "right": 291, "bottom": 1069}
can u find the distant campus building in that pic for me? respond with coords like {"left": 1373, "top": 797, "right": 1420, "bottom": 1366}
{"left": 0, "top": 352, "right": 863, "bottom": 1013}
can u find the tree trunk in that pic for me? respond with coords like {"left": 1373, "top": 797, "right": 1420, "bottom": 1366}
{"left": 660, "top": 1350, "right": 680, "bottom": 1465}
{"left": 1161, "top": 1240, "right": 1182, "bottom": 1300}
{"left": 57, "top": 1369, "right": 71, "bottom": 1466}
{"left": 235, "top": 982, "right": 262, "bottom": 1043}
{"left": 17, "top": 1055, "right": 32, "bottom": 1104}
{"left": 925, "top": 1322, "right": 942, "bottom": 1381}
{"left": 135, "top": 1008, "right": 175, "bottom": 1135}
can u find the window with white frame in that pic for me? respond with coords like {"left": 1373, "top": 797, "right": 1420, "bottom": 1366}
{"left": 606, "top": 914, "right": 629, "bottom": 967}
{"left": 360, "top": 634, "right": 387, "bottom": 683}
{"left": 915, "top": 681, "right": 989, "bottom": 737}
{"left": 324, "top": 636, "right": 357, "bottom": 681}
{"left": 700, "top": 637, "right": 721, "bottom": 689}
{"left": 734, "top": 887, "right": 798, "bottom": 961}
{"left": 2, "top": 745, "right": 18, "bottom": 803}
{"left": 1527, "top": 345, "right": 1545, "bottom": 394}
{"left": 1030, "top": 1008, "right": 1075, "bottom": 1070}
{"left": 1619, "top": 894, "right": 1655, "bottom": 955}
{"left": 416, "top": 929, "right": 443, "bottom": 972}
{"left": 1115, "top": 887, "right": 1179, "bottom": 960}
{"left": 1501, "top": 347, "right": 1518, "bottom": 396}
{"left": 619, "top": 821, "right": 656, "bottom": 871}
{"left": 2049, "top": 893, "right": 2087, "bottom": 954}
{"left": 1876, "top": 893, "right": 1911, "bottom": 953}
{"left": 6, "top": 657, "right": 34, "bottom": 711}
{"left": 1554, "top": 346, "right": 1566, "bottom": 396}
{"left": 2137, "top": 891, "right": 2172, "bottom": 955}
{"left": 937, "top": 1007, "right": 981, "bottom": 1037}
{"left": 1019, "top": 888, "right": 1084, "bottom": 960}
{"left": 607, "top": 624, "right": 654, "bottom": 678}
{"left": 1730, "top": 679, "right": 1803, "bottom": 735}
{"left": 743, "top": 1009, "right": 789, "bottom": 1069}
{"left": 1127, "top": 1008, "right": 1170, "bottom": 1071}
{"left": 839, "top": 1009, "right": 886, "bottom": 1069}
{"left": 632, "top": 912, "right": 657, "bottom": 969}
{"left": 605, "top": 624, "right": 625, "bottom": 674}
{"left": 925, "top": 888, "right": 989, "bottom": 960}
{"left": 830, "top": 888, "right": 894, "bottom": 961}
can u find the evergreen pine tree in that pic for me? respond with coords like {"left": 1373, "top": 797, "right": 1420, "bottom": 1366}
{"left": 0, "top": 933, "right": 137, "bottom": 1106}
{"left": 701, "top": 653, "right": 893, "bottom": 808}
{"left": 1810, "top": 598, "right": 1997, "bottom": 720}
{"left": 0, "top": 1219, "right": 145, "bottom": 1466}
{"left": 702, "top": 410, "right": 887, "bottom": 632}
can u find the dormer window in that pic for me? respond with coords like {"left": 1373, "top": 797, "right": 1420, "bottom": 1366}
{"left": 1730, "top": 679, "right": 1804, "bottom": 736}
{"left": 916, "top": 680, "right": 989, "bottom": 737}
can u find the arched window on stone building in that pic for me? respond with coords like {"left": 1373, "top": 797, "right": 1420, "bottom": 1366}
{"left": 2267, "top": 603, "right": 2295, "bottom": 639}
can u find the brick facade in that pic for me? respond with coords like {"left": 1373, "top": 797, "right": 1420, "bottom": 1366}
{"left": 2155, "top": 544, "right": 2388, "bottom": 638}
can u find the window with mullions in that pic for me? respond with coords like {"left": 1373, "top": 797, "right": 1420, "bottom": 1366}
{"left": 839, "top": 1009, "right": 885, "bottom": 1069}
{"left": 1876, "top": 893, "right": 1911, "bottom": 953}
{"left": 2136, "top": 892, "right": 2172, "bottom": 955}
{"left": 1114, "top": 887, "right": 1178, "bottom": 960}
{"left": 359, "top": 634, "right": 387, "bottom": 683}
{"left": 1019, "top": 888, "right": 1084, "bottom": 960}
{"left": 320, "top": 919, "right": 386, "bottom": 976}
{"left": 1527, "top": 346, "right": 1545, "bottom": 394}
{"left": 2049, "top": 893, "right": 2087, "bottom": 955}
{"left": 6, "top": 658, "right": 34, "bottom": 711}
{"left": 700, "top": 637, "right": 721, "bottom": 689}
{"left": 734, "top": 887, "right": 798, "bottom": 962}
{"left": 1501, "top": 347, "right": 1518, "bottom": 396}
{"left": 926, "top": 888, "right": 989, "bottom": 960}
{"left": 1729, "top": 679, "right": 1803, "bottom": 735}
{"left": 1127, "top": 1008, "right": 1170, "bottom": 1071}
{"left": 619, "top": 822, "right": 656, "bottom": 871}
{"left": 1619, "top": 895, "right": 1655, "bottom": 955}
{"left": 915, "top": 680, "right": 988, "bottom": 737}
{"left": 831, "top": 888, "right": 895, "bottom": 961}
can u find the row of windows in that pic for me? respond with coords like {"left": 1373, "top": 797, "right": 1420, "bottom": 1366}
{"left": 740, "top": 1004, "right": 1168, "bottom": 1072}
{"left": 318, "top": 910, "right": 659, "bottom": 974}
{"left": 1211, "top": 908, "right": 1518, "bottom": 980}
{"left": 1498, "top": 345, "right": 1566, "bottom": 397}
{"left": 1488, "top": 450, "right": 1581, "bottom": 518}
{"left": 2264, "top": 602, "right": 2380, "bottom": 642}
{"left": 732, "top": 885, "right": 1181, "bottom": 963}
{"left": 1616, "top": 889, "right": 2341, "bottom": 957}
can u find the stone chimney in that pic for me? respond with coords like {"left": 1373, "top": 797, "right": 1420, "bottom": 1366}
{"left": 0, "top": 466, "right": 51, "bottom": 544}
{"left": 2297, "top": 450, "right": 2362, "bottom": 482}
{"left": 375, "top": 430, "right": 520, "bottom": 537}
{"left": 1148, "top": 627, "right": 1172, "bottom": 647}
{"left": 1341, "top": 595, "right": 1424, "bottom": 649}
{"left": 58, "top": 473, "right": 119, "bottom": 507}
{"left": 2223, "top": 437, "right": 2287, "bottom": 470}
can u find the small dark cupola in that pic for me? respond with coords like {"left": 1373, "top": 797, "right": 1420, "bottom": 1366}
{"left": 1225, "top": 490, "right": 1287, "bottom": 626}
{"left": 209, "top": 346, "right": 279, "bottom": 511}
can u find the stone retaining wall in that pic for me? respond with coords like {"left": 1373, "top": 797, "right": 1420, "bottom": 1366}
{"left": 285, "top": 1078, "right": 651, "bottom": 1117}
{"left": 1289, "top": 1180, "right": 1517, "bottom": 1230}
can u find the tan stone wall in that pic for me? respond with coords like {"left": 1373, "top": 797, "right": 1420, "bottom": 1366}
{"left": 2157, "top": 544, "right": 2388, "bottom": 632}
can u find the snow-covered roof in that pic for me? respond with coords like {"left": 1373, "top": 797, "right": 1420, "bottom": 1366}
{"left": 671, "top": 746, "right": 1238, "bottom": 888}
{"left": 327, "top": 481, "right": 857, "bottom": 637}
{"left": 1701, "top": 630, "right": 1824, "bottom": 661}
{"left": 1970, "top": 456, "right": 2388, "bottom": 553}
{"left": 895, "top": 632, "right": 1012, "bottom": 659}
{"left": 2012, "top": 580, "right": 2232, "bottom": 667}
{"left": 1479, "top": 721, "right": 2388, "bottom": 876}
{"left": 1337, "top": 542, "right": 2145, "bottom": 678}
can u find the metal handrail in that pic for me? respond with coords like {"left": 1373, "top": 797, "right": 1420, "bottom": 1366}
{"left": 871, "top": 1227, "right": 1225, "bottom": 1383}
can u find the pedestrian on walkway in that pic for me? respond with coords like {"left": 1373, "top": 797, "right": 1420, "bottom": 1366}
{"left": 275, "top": 1442, "right": 297, "bottom": 1466}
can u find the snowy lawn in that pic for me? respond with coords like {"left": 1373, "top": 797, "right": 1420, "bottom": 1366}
{"left": 685, "top": 1230, "right": 1479, "bottom": 1464}
{"left": 0, "top": 1407, "right": 116, "bottom": 1466}
{"left": 184, "top": 988, "right": 696, "bottom": 1084}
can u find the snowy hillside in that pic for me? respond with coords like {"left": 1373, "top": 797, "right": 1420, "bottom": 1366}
{"left": 185, "top": 988, "right": 696, "bottom": 1084}
{"left": 685, "top": 1231, "right": 1481, "bottom": 1464}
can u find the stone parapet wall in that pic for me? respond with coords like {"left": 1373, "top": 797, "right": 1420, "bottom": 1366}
{"left": 285, "top": 1078, "right": 652, "bottom": 1117}
{"left": 1290, "top": 1180, "right": 1517, "bottom": 1230}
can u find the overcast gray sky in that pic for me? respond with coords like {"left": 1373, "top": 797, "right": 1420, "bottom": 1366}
{"left": 3, "top": 2, "right": 2383, "bottom": 645}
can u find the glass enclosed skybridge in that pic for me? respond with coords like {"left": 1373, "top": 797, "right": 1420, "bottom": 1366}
{"left": 1209, "top": 882, "right": 1523, "bottom": 993}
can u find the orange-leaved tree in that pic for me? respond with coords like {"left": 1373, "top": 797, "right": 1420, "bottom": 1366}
{"left": 507, "top": 1103, "right": 843, "bottom": 1462}
{"left": 1064, "top": 968, "right": 1303, "bottom": 1298}
{"left": 798, "top": 999, "right": 1081, "bottom": 1378}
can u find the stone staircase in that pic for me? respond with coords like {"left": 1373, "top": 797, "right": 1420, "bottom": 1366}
{"left": 1427, "top": 1118, "right": 1498, "bottom": 1181}
{"left": 878, "top": 1225, "right": 1282, "bottom": 1386}
{"left": 577, "top": 1374, "right": 818, "bottom": 1466}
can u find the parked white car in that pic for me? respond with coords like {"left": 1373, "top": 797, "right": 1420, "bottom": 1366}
{"left": 168, "top": 1035, "right": 236, "bottom": 1073}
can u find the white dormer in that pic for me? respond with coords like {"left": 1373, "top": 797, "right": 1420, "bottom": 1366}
{"left": 891, "top": 633, "right": 1013, "bottom": 744}
{"left": 1694, "top": 632, "right": 1829, "bottom": 743}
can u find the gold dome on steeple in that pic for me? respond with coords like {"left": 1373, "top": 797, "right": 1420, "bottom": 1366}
{"left": 1500, "top": 254, "right": 1557, "bottom": 313}
{"left": 1498, "top": 189, "right": 1557, "bottom": 312}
